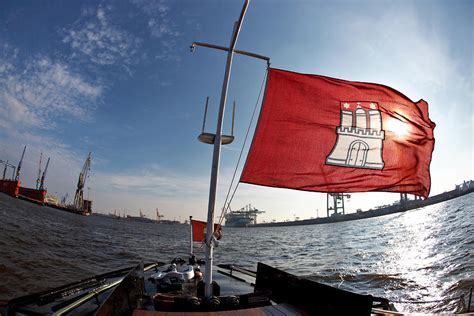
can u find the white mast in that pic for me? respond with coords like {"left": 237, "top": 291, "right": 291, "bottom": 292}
{"left": 202, "top": 0, "right": 249, "bottom": 298}
{"left": 192, "top": 0, "right": 270, "bottom": 298}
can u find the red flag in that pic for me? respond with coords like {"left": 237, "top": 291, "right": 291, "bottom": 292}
{"left": 241, "top": 68, "right": 435, "bottom": 198}
{"left": 191, "top": 219, "right": 222, "bottom": 242}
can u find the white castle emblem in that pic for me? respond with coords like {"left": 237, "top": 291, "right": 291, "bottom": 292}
{"left": 326, "top": 102, "right": 385, "bottom": 170}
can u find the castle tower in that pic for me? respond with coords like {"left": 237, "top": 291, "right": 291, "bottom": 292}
{"left": 326, "top": 102, "right": 385, "bottom": 170}
{"left": 355, "top": 107, "right": 367, "bottom": 129}
{"left": 341, "top": 110, "right": 352, "bottom": 127}
{"left": 368, "top": 108, "right": 382, "bottom": 130}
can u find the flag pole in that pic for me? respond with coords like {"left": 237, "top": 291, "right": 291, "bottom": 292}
{"left": 189, "top": 216, "right": 193, "bottom": 255}
{"left": 203, "top": 0, "right": 249, "bottom": 298}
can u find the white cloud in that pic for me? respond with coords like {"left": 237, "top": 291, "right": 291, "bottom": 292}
{"left": 0, "top": 44, "right": 18, "bottom": 75}
{"left": 0, "top": 93, "right": 41, "bottom": 128}
{"left": 0, "top": 53, "right": 101, "bottom": 130}
{"left": 130, "top": 0, "right": 181, "bottom": 61}
{"left": 131, "top": 0, "right": 177, "bottom": 38}
{"left": 63, "top": 5, "right": 142, "bottom": 66}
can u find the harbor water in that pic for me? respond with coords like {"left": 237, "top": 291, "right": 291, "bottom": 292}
{"left": 0, "top": 193, "right": 472, "bottom": 313}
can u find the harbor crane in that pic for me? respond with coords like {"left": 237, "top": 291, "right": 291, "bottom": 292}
{"left": 156, "top": 209, "right": 164, "bottom": 222}
{"left": 39, "top": 157, "right": 50, "bottom": 190}
{"left": 15, "top": 145, "right": 26, "bottom": 181}
{"left": 36, "top": 152, "right": 43, "bottom": 189}
{"left": 73, "top": 152, "right": 91, "bottom": 211}
{"left": 61, "top": 193, "right": 69, "bottom": 205}
{"left": 0, "top": 160, "right": 16, "bottom": 180}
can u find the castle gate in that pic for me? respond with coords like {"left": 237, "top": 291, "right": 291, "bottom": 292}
{"left": 346, "top": 140, "right": 369, "bottom": 167}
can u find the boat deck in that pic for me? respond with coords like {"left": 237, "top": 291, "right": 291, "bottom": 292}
{"left": 4, "top": 261, "right": 401, "bottom": 315}
{"left": 133, "top": 303, "right": 307, "bottom": 315}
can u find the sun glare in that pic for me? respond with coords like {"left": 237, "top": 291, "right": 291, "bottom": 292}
{"left": 386, "top": 118, "right": 409, "bottom": 138}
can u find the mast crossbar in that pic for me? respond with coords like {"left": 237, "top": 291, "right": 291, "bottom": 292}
{"left": 191, "top": 42, "right": 270, "bottom": 66}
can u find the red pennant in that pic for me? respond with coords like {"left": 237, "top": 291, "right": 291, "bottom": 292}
{"left": 191, "top": 219, "right": 222, "bottom": 242}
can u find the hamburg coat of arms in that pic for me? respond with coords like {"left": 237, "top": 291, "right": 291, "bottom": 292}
{"left": 326, "top": 101, "right": 385, "bottom": 170}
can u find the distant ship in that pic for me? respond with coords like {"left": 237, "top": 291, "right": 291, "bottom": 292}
{"left": 126, "top": 209, "right": 156, "bottom": 223}
{"left": 225, "top": 204, "right": 264, "bottom": 227}
{"left": 0, "top": 147, "right": 93, "bottom": 216}
{"left": 0, "top": 146, "right": 92, "bottom": 216}
{"left": 0, "top": 146, "right": 49, "bottom": 205}
{"left": 126, "top": 215, "right": 156, "bottom": 223}
{"left": 124, "top": 209, "right": 182, "bottom": 224}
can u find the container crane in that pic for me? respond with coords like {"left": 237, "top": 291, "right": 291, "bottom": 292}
{"left": 326, "top": 193, "right": 351, "bottom": 217}
{"left": 39, "top": 157, "right": 50, "bottom": 190}
{"left": 73, "top": 152, "right": 91, "bottom": 211}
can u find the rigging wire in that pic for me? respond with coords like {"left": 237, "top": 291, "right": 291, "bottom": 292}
{"left": 217, "top": 68, "right": 268, "bottom": 226}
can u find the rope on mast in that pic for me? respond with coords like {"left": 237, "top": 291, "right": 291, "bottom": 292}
{"left": 218, "top": 68, "right": 269, "bottom": 226}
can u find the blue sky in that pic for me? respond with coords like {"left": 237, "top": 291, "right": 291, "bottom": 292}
{"left": 0, "top": 0, "right": 472, "bottom": 222}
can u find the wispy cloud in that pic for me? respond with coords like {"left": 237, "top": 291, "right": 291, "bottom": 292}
{"left": 0, "top": 50, "right": 102, "bottom": 130}
{"left": 0, "top": 43, "right": 18, "bottom": 74}
{"left": 94, "top": 166, "right": 208, "bottom": 198}
{"left": 0, "top": 93, "right": 42, "bottom": 128}
{"left": 130, "top": 0, "right": 179, "bottom": 38}
{"left": 130, "top": 0, "right": 181, "bottom": 61}
{"left": 63, "top": 5, "right": 142, "bottom": 66}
